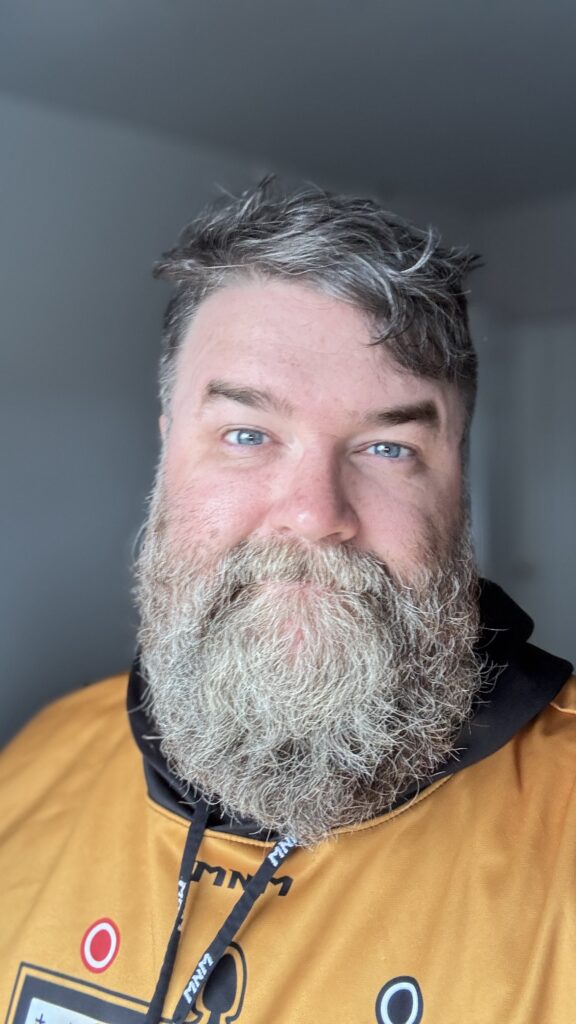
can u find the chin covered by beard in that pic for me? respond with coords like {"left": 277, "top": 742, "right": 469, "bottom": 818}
{"left": 134, "top": 491, "right": 482, "bottom": 847}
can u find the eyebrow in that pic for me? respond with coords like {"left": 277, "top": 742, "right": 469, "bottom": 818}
{"left": 360, "top": 399, "right": 440, "bottom": 430}
{"left": 202, "top": 378, "right": 440, "bottom": 431}
{"left": 202, "top": 379, "right": 295, "bottom": 417}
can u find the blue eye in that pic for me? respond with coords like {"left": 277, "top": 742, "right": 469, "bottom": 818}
{"left": 226, "top": 428, "right": 268, "bottom": 446}
{"left": 366, "top": 442, "right": 413, "bottom": 459}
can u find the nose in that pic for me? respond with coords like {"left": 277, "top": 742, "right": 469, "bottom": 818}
{"left": 265, "top": 451, "right": 359, "bottom": 544}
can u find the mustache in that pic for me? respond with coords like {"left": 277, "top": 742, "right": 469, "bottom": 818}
{"left": 170, "top": 536, "right": 401, "bottom": 593}
{"left": 166, "top": 537, "right": 404, "bottom": 636}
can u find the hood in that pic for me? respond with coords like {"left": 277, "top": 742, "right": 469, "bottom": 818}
{"left": 128, "top": 579, "right": 573, "bottom": 834}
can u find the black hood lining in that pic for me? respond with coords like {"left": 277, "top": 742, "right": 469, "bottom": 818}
{"left": 128, "top": 579, "right": 573, "bottom": 835}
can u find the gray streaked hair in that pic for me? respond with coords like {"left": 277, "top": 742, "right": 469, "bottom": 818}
{"left": 153, "top": 178, "right": 481, "bottom": 432}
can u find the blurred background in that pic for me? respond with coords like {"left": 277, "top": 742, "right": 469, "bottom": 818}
{"left": 1, "top": 0, "right": 574, "bottom": 744}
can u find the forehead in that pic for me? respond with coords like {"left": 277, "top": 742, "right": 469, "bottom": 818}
{"left": 172, "top": 279, "right": 460, "bottom": 424}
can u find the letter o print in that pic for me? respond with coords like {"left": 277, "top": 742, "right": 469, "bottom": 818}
{"left": 375, "top": 976, "right": 423, "bottom": 1024}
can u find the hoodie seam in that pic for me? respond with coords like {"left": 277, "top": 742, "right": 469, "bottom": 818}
{"left": 550, "top": 700, "right": 576, "bottom": 716}
{"left": 145, "top": 775, "right": 452, "bottom": 844}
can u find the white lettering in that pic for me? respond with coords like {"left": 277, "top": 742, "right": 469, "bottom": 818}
{"left": 267, "top": 836, "right": 296, "bottom": 868}
{"left": 177, "top": 879, "right": 187, "bottom": 908}
{"left": 183, "top": 953, "right": 215, "bottom": 1003}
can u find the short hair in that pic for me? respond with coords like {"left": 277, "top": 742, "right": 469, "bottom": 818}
{"left": 154, "top": 179, "right": 480, "bottom": 433}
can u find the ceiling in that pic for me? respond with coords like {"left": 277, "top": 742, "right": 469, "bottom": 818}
{"left": 1, "top": 0, "right": 575, "bottom": 212}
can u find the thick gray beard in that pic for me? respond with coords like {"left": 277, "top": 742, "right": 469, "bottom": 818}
{"left": 135, "top": 488, "right": 482, "bottom": 846}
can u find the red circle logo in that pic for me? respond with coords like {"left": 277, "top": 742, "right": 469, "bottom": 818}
{"left": 81, "top": 918, "right": 120, "bottom": 973}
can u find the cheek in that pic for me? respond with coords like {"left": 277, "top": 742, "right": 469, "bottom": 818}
{"left": 362, "top": 501, "right": 431, "bottom": 563}
{"left": 358, "top": 478, "right": 462, "bottom": 568}
{"left": 162, "top": 463, "right": 266, "bottom": 554}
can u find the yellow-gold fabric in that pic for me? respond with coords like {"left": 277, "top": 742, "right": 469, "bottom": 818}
{"left": 1, "top": 673, "right": 576, "bottom": 1023}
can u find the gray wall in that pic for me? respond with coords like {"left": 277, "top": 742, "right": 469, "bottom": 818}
{"left": 471, "top": 197, "right": 576, "bottom": 662}
{"left": 0, "top": 93, "right": 258, "bottom": 743}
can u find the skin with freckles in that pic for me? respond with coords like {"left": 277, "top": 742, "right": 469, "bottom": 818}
{"left": 160, "top": 278, "right": 466, "bottom": 578}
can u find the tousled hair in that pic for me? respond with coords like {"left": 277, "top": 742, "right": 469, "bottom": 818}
{"left": 154, "top": 179, "right": 481, "bottom": 434}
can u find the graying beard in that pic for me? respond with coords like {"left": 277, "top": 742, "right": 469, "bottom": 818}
{"left": 135, "top": 504, "right": 482, "bottom": 846}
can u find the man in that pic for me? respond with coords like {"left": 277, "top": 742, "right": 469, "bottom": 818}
{"left": 0, "top": 182, "right": 573, "bottom": 1024}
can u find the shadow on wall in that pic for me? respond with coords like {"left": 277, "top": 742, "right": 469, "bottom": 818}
{"left": 0, "top": 93, "right": 260, "bottom": 746}
{"left": 468, "top": 191, "right": 576, "bottom": 666}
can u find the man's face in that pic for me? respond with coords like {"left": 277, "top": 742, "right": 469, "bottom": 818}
{"left": 161, "top": 279, "right": 466, "bottom": 576}
{"left": 136, "top": 278, "right": 480, "bottom": 845}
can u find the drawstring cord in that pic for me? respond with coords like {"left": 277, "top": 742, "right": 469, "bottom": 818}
{"left": 143, "top": 800, "right": 210, "bottom": 1024}
{"left": 172, "top": 835, "right": 296, "bottom": 1023}
{"left": 143, "top": 801, "right": 296, "bottom": 1024}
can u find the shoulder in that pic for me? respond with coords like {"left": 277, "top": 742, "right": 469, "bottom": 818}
{"left": 549, "top": 675, "right": 576, "bottom": 716}
{"left": 0, "top": 676, "right": 132, "bottom": 816}
{"left": 542, "top": 675, "right": 576, "bottom": 756}
{"left": 1, "top": 675, "right": 129, "bottom": 760}
{"left": 521, "top": 674, "right": 576, "bottom": 775}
